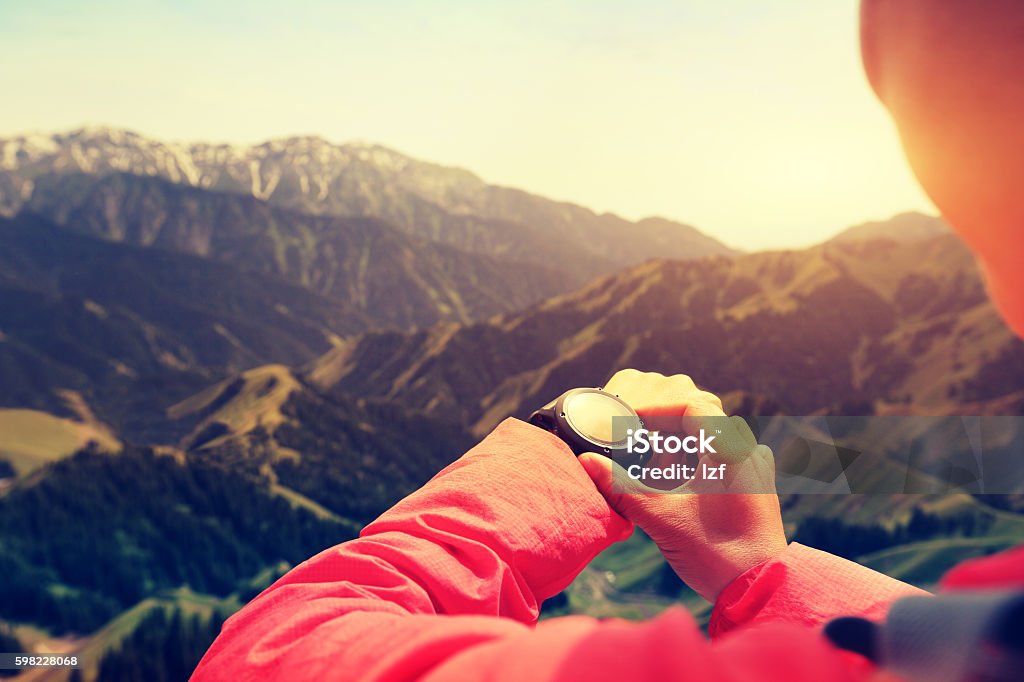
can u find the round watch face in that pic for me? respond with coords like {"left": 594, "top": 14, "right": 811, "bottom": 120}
{"left": 561, "top": 389, "right": 642, "bottom": 451}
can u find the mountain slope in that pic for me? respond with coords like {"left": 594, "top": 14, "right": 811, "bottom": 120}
{"left": 0, "top": 394, "right": 120, "bottom": 480}
{"left": 0, "top": 128, "right": 736, "bottom": 278}
{"left": 0, "top": 214, "right": 371, "bottom": 437}
{"left": 830, "top": 211, "right": 949, "bottom": 243}
{"left": 22, "top": 171, "right": 579, "bottom": 328}
{"left": 0, "top": 365, "right": 471, "bottom": 642}
{"left": 0, "top": 442, "right": 355, "bottom": 635}
{"left": 166, "top": 364, "right": 473, "bottom": 525}
{"left": 308, "top": 235, "right": 1024, "bottom": 435}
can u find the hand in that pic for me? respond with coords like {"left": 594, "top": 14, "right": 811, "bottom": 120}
{"left": 579, "top": 369, "right": 787, "bottom": 602}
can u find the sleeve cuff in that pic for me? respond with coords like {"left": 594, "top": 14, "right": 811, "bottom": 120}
{"left": 709, "top": 542, "right": 929, "bottom": 637}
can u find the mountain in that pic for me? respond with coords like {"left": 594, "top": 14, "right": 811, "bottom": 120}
{"left": 0, "top": 213, "right": 371, "bottom": 437}
{"left": 4, "top": 129, "right": 1023, "bottom": 679}
{"left": 22, "top": 171, "right": 579, "bottom": 328}
{"left": 830, "top": 211, "right": 949, "bottom": 243}
{"left": 4, "top": 217, "right": 1023, "bottom": 678}
{"left": 308, "top": 235, "right": 1024, "bottom": 436}
{"left": 0, "top": 364, "right": 471, "bottom": 648}
{"left": 0, "top": 392, "right": 120, "bottom": 481}
{"left": 0, "top": 441, "right": 357, "bottom": 637}
{"left": 0, "top": 363, "right": 472, "bottom": 675}
{"left": 165, "top": 363, "right": 473, "bottom": 524}
{"left": 0, "top": 128, "right": 736, "bottom": 279}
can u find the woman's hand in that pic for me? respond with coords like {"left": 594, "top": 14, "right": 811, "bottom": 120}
{"left": 579, "top": 369, "right": 787, "bottom": 602}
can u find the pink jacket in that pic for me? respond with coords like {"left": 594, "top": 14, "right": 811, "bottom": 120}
{"left": 193, "top": 418, "right": 1021, "bottom": 681}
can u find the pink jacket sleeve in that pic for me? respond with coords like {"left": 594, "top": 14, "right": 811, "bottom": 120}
{"left": 191, "top": 418, "right": 924, "bottom": 682}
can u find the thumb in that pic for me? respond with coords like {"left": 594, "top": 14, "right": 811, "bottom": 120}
{"left": 579, "top": 451, "right": 616, "bottom": 498}
{"left": 578, "top": 452, "right": 655, "bottom": 521}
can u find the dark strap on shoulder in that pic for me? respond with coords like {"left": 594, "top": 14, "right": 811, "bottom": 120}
{"left": 825, "top": 590, "right": 1024, "bottom": 682}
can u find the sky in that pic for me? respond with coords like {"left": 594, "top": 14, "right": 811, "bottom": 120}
{"left": 0, "top": 0, "right": 938, "bottom": 250}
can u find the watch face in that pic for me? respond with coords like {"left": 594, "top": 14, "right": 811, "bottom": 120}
{"left": 562, "top": 389, "right": 641, "bottom": 450}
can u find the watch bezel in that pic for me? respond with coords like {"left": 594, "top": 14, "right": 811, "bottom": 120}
{"left": 528, "top": 387, "right": 643, "bottom": 457}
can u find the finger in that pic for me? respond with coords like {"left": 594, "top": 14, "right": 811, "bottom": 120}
{"left": 724, "top": 444, "right": 778, "bottom": 494}
{"left": 681, "top": 399, "right": 726, "bottom": 418}
{"left": 636, "top": 389, "right": 711, "bottom": 432}
{"left": 752, "top": 443, "right": 777, "bottom": 478}
{"left": 697, "top": 390, "right": 724, "bottom": 411}
{"left": 630, "top": 374, "right": 697, "bottom": 416}
{"left": 741, "top": 443, "right": 778, "bottom": 492}
{"left": 698, "top": 444, "right": 777, "bottom": 494}
{"left": 579, "top": 452, "right": 666, "bottom": 521}
{"left": 683, "top": 412, "right": 757, "bottom": 464}
{"left": 579, "top": 452, "right": 650, "bottom": 496}
{"left": 641, "top": 447, "right": 689, "bottom": 491}
{"left": 602, "top": 368, "right": 643, "bottom": 396}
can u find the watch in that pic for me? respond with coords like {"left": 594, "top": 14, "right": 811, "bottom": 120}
{"left": 528, "top": 387, "right": 644, "bottom": 458}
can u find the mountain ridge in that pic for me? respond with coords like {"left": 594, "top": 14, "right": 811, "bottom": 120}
{"left": 830, "top": 211, "right": 949, "bottom": 244}
{"left": 307, "top": 234, "right": 1024, "bottom": 435}
{"left": 22, "top": 171, "right": 579, "bottom": 328}
{"left": 0, "top": 128, "right": 736, "bottom": 279}
{"left": 0, "top": 213, "right": 372, "bottom": 438}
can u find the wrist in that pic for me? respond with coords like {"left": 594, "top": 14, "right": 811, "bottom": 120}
{"left": 707, "top": 540, "right": 789, "bottom": 602}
